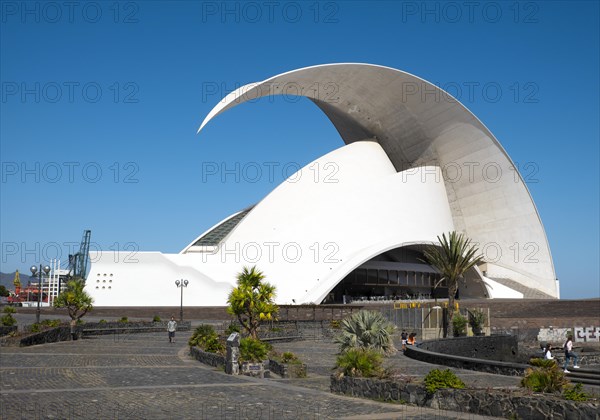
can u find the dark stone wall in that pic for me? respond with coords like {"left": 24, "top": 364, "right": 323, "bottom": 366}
{"left": 258, "top": 320, "right": 339, "bottom": 341}
{"left": 189, "top": 346, "right": 225, "bottom": 368}
{"left": 330, "top": 376, "right": 600, "bottom": 420}
{"left": 405, "top": 346, "right": 527, "bottom": 376}
{"left": 406, "top": 335, "right": 600, "bottom": 376}
{"left": 419, "top": 335, "right": 519, "bottom": 362}
{"left": 19, "top": 326, "right": 75, "bottom": 347}
{"left": 82, "top": 321, "right": 191, "bottom": 336}
{"left": 404, "top": 336, "right": 529, "bottom": 376}
{"left": 268, "top": 359, "right": 307, "bottom": 378}
{"left": 0, "top": 326, "right": 17, "bottom": 336}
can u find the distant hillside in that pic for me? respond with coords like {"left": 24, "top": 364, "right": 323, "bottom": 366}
{"left": 0, "top": 272, "right": 35, "bottom": 291}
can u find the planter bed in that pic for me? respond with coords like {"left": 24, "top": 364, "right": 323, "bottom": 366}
{"left": 269, "top": 358, "right": 307, "bottom": 378}
{"left": 189, "top": 346, "right": 306, "bottom": 379}
{"left": 331, "top": 375, "right": 599, "bottom": 420}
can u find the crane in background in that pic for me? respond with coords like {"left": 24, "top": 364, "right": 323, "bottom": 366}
{"left": 68, "top": 230, "right": 91, "bottom": 280}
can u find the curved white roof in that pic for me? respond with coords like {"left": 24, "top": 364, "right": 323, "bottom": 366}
{"left": 199, "top": 63, "right": 557, "bottom": 298}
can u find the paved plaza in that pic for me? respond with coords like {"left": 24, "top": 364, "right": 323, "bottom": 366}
{"left": 0, "top": 331, "right": 509, "bottom": 419}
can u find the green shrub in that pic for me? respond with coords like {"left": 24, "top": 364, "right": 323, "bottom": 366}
{"left": 281, "top": 351, "right": 298, "bottom": 363}
{"left": 330, "top": 319, "right": 341, "bottom": 329}
{"left": 563, "top": 383, "right": 590, "bottom": 401}
{"left": 529, "top": 358, "right": 558, "bottom": 368}
{"left": 521, "top": 361, "right": 568, "bottom": 393}
{"left": 335, "top": 310, "right": 396, "bottom": 354}
{"left": 452, "top": 313, "right": 468, "bottom": 336}
{"left": 30, "top": 323, "right": 42, "bottom": 333}
{"left": 0, "top": 314, "right": 16, "bottom": 326}
{"left": 98, "top": 319, "right": 107, "bottom": 324}
{"left": 224, "top": 322, "right": 241, "bottom": 336}
{"left": 1, "top": 306, "right": 17, "bottom": 326}
{"left": 269, "top": 351, "right": 305, "bottom": 377}
{"left": 152, "top": 315, "right": 161, "bottom": 322}
{"left": 335, "top": 348, "right": 385, "bottom": 378}
{"left": 424, "top": 369, "right": 466, "bottom": 394}
{"left": 189, "top": 324, "right": 217, "bottom": 346}
{"left": 239, "top": 337, "right": 268, "bottom": 362}
{"left": 41, "top": 319, "right": 61, "bottom": 327}
{"left": 188, "top": 324, "right": 225, "bottom": 354}
{"left": 118, "top": 316, "right": 128, "bottom": 323}
{"left": 203, "top": 335, "right": 225, "bottom": 354}
{"left": 467, "top": 309, "right": 486, "bottom": 332}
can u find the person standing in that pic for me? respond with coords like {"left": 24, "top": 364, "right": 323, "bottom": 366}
{"left": 401, "top": 330, "right": 408, "bottom": 351}
{"left": 563, "top": 335, "right": 580, "bottom": 373}
{"left": 70, "top": 319, "right": 77, "bottom": 341}
{"left": 167, "top": 316, "right": 177, "bottom": 343}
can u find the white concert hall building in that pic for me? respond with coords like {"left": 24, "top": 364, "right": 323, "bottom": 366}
{"left": 85, "top": 64, "right": 559, "bottom": 306}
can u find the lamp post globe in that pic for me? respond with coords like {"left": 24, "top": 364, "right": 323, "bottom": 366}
{"left": 175, "top": 279, "right": 189, "bottom": 322}
{"left": 30, "top": 264, "right": 51, "bottom": 324}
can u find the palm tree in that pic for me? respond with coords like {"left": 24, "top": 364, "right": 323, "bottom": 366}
{"left": 53, "top": 278, "right": 93, "bottom": 321}
{"left": 421, "top": 232, "right": 483, "bottom": 337}
{"left": 227, "top": 266, "right": 277, "bottom": 339}
{"left": 335, "top": 310, "right": 396, "bottom": 354}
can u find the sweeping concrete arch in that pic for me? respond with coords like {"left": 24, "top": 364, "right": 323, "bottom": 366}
{"left": 198, "top": 63, "right": 557, "bottom": 298}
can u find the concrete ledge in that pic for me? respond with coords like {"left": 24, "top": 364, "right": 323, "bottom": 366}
{"left": 262, "top": 336, "right": 303, "bottom": 343}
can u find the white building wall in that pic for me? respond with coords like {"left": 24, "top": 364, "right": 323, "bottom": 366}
{"left": 86, "top": 142, "right": 456, "bottom": 306}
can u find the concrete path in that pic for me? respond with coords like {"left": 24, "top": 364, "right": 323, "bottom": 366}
{"left": 1, "top": 332, "right": 501, "bottom": 419}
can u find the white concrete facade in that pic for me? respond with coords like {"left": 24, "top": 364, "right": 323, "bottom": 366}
{"left": 86, "top": 64, "right": 557, "bottom": 306}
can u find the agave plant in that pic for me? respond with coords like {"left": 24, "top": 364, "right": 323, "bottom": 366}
{"left": 335, "top": 348, "right": 385, "bottom": 378}
{"left": 334, "top": 310, "right": 396, "bottom": 355}
{"left": 521, "top": 361, "right": 568, "bottom": 393}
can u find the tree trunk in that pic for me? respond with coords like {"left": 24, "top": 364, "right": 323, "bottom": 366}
{"left": 446, "top": 279, "right": 458, "bottom": 338}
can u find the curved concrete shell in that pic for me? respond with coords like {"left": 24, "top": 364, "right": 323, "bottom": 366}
{"left": 199, "top": 63, "right": 557, "bottom": 298}
{"left": 85, "top": 63, "right": 557, "bottom": 307}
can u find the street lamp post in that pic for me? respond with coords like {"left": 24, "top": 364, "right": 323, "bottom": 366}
{"left": 30, "top": 264, "right": 51, "bottom": 324}
{"left": 175, "top": 279, "right": 189, "bottom": 322}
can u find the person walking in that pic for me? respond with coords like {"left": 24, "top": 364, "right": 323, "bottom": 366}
{"left": 563, "top": 335, "right": 580, "bottom": 373}
{"left": 167, "top": 316, "right": 177, "bottom": 343}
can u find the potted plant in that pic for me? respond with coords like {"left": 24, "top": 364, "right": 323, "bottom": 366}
{"left": 468, "top": 309, "right": 486, "bottom": 336}
{"left": 452, "top": 313, "right": 468, "bottom": 337}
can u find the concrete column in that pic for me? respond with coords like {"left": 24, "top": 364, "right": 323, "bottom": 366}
{"left": 225, "top": 332, "right": 240, "bottom": 375}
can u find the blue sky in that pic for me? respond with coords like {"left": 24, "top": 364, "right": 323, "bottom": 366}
{"left": 1, "top": 1, "right": 598, "bottom": 299}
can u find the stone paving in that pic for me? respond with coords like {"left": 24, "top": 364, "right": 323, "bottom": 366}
{"left": 0, "top": 332, "right": 506, "bottom": 419}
